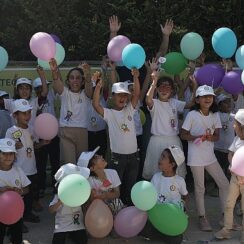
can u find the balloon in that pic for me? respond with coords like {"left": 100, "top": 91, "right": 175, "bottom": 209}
{"left": 0, "top": 46, "right": 8, "bottom": 71}
{"left": 34, "top": 113, "right": 58, "bottom": 140}
{"left": 161, "top": 52, "right": 187, "bottom": 75}
{"left": 29, "top": 32, "right": 56, "bottom": 61}
{"left": 194, "top": 64, "right": 225, "bottom": 88}
{"left": 212, "top": 27, "right": 237, "bottom": 58}
{"left": 235, "top": 45, "right": 244, "bottom": 70}
{"left": 114, "top": 206, "right": 148, "bottom": 238}
{"left": 107, "top": 35, "right": 131, "bottom": 62}
{"left": 180, "top": 32, "right": 204, "bottom": 60}
{"left": 0, "top": 191, "right": 24, "bottom": 225}
{"left": 230, "top": 146, "right": 244, "bottom": 176}
{"left": 221, "top": 70, "right": 244, "bottom": 95}
{"left": 122, "top": 43, "right": 146, "bottom": 69}
{"left": 148, "top": 203, "right": 188, "bottom": 236}
{"left": 140, "top": 109, "right": 146, "bottom": 126}
{"left": 38, "top": 43, "right": 65, "bottom": 70}
{"left": 50, "top": 33, "right": 62, "bottom": 44}
{"left": 58, "top": 174, "right": 91, "bottom": 207}
{"left": 85, "top": 199, "right": 113, "bottom": 238}
{"left": 131, "top": 181, "right": 157, "bottom": 211}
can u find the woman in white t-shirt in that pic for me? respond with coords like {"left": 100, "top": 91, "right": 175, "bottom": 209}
{"left": 49, "top": 59, "right": 93, "bottom": 164}
{"left": 181, "top": 85, "right": 229, "bottom": 232}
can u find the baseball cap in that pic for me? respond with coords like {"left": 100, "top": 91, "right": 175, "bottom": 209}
{"left": 0, "top": 138, "right": 16, "bottom": 153}
{"left": 33, "top": 78, "right": 50, "bottom": 88}
{"left": 16, "top": 78, "right": 32, "bottom": 87}
{"left": 235, "top": 109, "right": 244, "bottom": 125}
{"left": 77, "top": 146, "right": 100, "bottom": 168}
{"left": 12, "top": 99, "right": 32, "bottom": 113}
{"left": 168, "top": 145, "right": 185, "bottom": 166}
{"left": 112, "top": 82, "right": 131, "bottom": 94}
{"left": 0, "top": 90, "right": 8, "bottom": 97}
{"left": 216, "top": 94, "right": 231, "bottom": 105}
{"left": 196, "top": 85, "right": 215, "bottom": 97}
{"left": 54, "top": 163, "right": 90, "bottom": 185}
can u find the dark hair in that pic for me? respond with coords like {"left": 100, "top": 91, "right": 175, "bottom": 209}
{"left": 87, "top": 154, "right": 99, "bottom": 177}
{"left": 163, "top": 149, "right": 177, "bottom": 172}
{"left": 190, "top": 96, "right": 219, "bottom": 113}
{"left": 13, "top": 84, "right": 32, "bottom": 100}
{"left": 157, "top": 76, "right": 174, "bottom": 89}
{"left": 66, "top": 67, "right": 85, "bottom": 90}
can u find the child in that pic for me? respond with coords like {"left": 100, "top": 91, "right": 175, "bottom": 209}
{"left": 180, "top": 85, "right": 229, "bottom": 231}
{"left": 151, "top": 145, "right": 188, "bottom": 210}
{"left": 215, "top": 109, "right": 244, "bottom": 242}
{"left": 49, "top": 163, "right": 90, "bottom": 244}
{"left": 0, "top": 138, "right": 30, "bottom": 244}
{"left": 78, "top": 147, "right": 124, "bottom": 215}
{"left": 92, "top": 69, "right": 140, "bottom": 205}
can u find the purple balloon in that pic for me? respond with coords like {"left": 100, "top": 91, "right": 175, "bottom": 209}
{"left": 50, "top": 34, "right": 62, "bottom": 44}
{"left": 221, "top": 70, "right": 244, "bottom": 95}
{"left": 114, "top": 206, "right": 148, "bottom": 238}
{"left": 195, "top": 64, "right": 225, "bottom": 88}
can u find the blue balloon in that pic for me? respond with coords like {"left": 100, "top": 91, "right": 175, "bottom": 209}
{"left": 122, "top": 44, "right": 146, "bottom": 69}
{"left": 212, "top": 27, "right": 237, "bottom": 58}
{"left": 0, "top": 47, "right": 9, "bottom": 71}
{"left": 235, "top": 45, "right": 244, "bottom": 70}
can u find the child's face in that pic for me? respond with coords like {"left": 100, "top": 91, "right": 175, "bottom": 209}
{"left": 113, "top": 93, "right": 129, "bottom": 110}
{"left": 0, "top": 152, "right": 15, "bottom": 168}
{"left": 158, "top": 151, "right": 174, "bottom": 174}
{"left": 17, "top": 84, "right": 31, "bottom": 99}
{"left": 68, "top": 70, "right": 84, "bottom": 93}
{"left": 157, "top": 82, "right": 172, "bottom": 101}
{"left": 219, "top": 99, "right": 231, "bottom": 113}
{"left": 196, "top": 95, "right": 214, "bottom": 110}
{"left": 90, "top": 155, "right": 107, "bottom": 171}
{"left": 14, "top": 110, "right": 32, "bottom": 127}
{"left": 234, "top": 119, "right": 244, "bottom": 139}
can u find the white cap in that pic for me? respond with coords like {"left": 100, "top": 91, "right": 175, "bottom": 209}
{"left": 12, "top": 99, "right": 32, "bottom": 113}
{"left": 0, "top": 138, "right": 16, "bottom": 153}
{"left": 168, "top": 145, "right": 185, "bottom": 166}
{"left": 0, "top": 90, "right": 8, "bottom": 97}
{"left": 235, "top": 109, "right": 244, "bottom": 125}
{"left": 33, "top": 78, "right": 50, "bottom": 88}
{"left": 196, "top": 85, "right": 215, "bottom": 97}
{"left": 216, "top": 94, "right": 231, "bottom": 105}
{"left": 77, "top": 146, "right": 100, "bottom": 168}
{"left": 54, "top": 163, "right": 90, "bottom": 185}
{"left": 112, "top": 82, "right": 131, "bottom": 94}
{"left": 16, "top": 78, "right": 32, "bottom": 87}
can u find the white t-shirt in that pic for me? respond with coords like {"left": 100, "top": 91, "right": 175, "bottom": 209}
{"left": 150, "top": 98, "right": 186, "bottom": 136}
{"left": 37, "top": 89, "right": 57, "bottom": 116}
{"left": 59, "top": 87, "right": 88, "bottom": 128}
{"left": 151, "top": 172, "right": 188, "bottom": 208}
{"left": 49, "top": 194, "right": 85, "bottom": 233}
{"left": 88, "top": 169, "right": 121, "bottom": 192}
{"left": 5, "top": 125, "right": 37, "bottom": 175}
{"left": 229, "top": 136, "right": 244, "bottom": 153}
{"left": 0, "top": 165, "right": 31, "bottom": 188}
{"left": 182, "top": 110, "right": 222, "bottom": 166}
{"left": 134, "top": 102, "right": 143, "bottom": 136}
{"left": 87, "top": 97, "right": 107, "bottom": 132}
{"left": 215, "top": 112, "right": 235, "bottom": 152}
{"left": 103, "top": 103, "right": 137, "bottom": 154}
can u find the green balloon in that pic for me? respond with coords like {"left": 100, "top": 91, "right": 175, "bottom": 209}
{"left": 162, "top": 52, "right": 187, "bottom": 75}
{"left": 180, "top": 32, "right": 204, "bottom": 60}
{"left": 58, "top": 174, "right": 91, "bottom": 207}
{"left": 148, "top": 203, "right": 188, "bottom": 236}
{"left": 131, "top": 181, "right": 157, "bottom": 211}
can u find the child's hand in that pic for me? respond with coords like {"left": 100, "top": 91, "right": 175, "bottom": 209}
{"left": 109, "top": 61, "right": 116, "bottom": 71}
{"left": 49, "top": 58, "right": 58, "bottom": 71}
{"left": 80, "top": 62, "right": 91, "bottom": 76}
{"left": 15, "top": 141, "right": 23, "bottom": 149}
{"left": 187, "top": 61, "right": 196, "bottom": 75}
{"left": 36, "top": 65, "right": 45, "bottom": 77}
{"left": 160, "top": 19, "right": 174, "bottom": 36}
{"left": 109, "top": 15, "right": 121, "bottom": 33}
{"left": 221, "top": 58, "right": 233, "bottom": 71}
{"left": 91, "top": 71, "right": 101, "bottom": 82}
{"left": 131, "top": 68, "right": 139, "bottom": 79}
{"left": 149, "top": 57, "right": 159, "bottom": 71}
{"left": 151, "top": 70, "right": 160, "bottom": 83}
{"left": 96, "top": 78, "right": 103, "bottom": 89}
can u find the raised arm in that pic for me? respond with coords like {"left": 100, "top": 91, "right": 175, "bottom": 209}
{"left": 140, "top": 61, "right": 152, "bottom": 102}
{"left": 131, "top": 69, "right": 140, "bottom": 108}
{"left": 36, "top": 65, "right": 48, "bottom": 97}
{"left": 109, "top": 15, "right": 121, "bottom": 39}
{"left": 80, "top": 62, "right": 93, "bottom": 98}
{"left": 92, "top": 79, "right": 104, "bottom": 117}
{"left": 184, "top": 75, "right": 198, "bottom": 109}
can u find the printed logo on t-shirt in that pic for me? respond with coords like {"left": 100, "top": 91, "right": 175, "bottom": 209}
{"left": 7, "top": 141, "right": 12, "bottom": 146}
{"left": 73, "top": 213, "right": 80, "bottom": 225}
{"left": 170, "top": 185, "right": 176, "bottom": 191}
{"left": 127, "top": 115, "right": 132, "bottom": 121}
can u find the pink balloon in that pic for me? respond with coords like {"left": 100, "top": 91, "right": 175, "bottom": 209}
{"left": 0, "top": 191, "right": 24, "bottom": 225}
{"left": 114, "top": 206, "right": 148, "bottom": 238}
{"left": 34, "top": 113, "right": 59, "bottom": 140}
{"left": 230, "top": 146, "right": 244, "bottom": 176}
{"left": 107, "top": 35, "right": 131, "bottom": 62}
{"left": 30, "top": 32, "right": 56, "bottom": 61}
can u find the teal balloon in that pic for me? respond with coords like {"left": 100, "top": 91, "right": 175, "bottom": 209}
{"left": 162, "top": 52, "right": 187, "bottom": 75}
{"left": 235, "top": 45, "right": 244, "bottom": 70}
{"left": 148, "top": 203, "right": 188, "bottom": 236}
{"left": 0, "top": 47, "right": 9, "bottom": 71}
{"left": 122, "top": 43, "right": 146, "bottom": 69}
{"left": 131, "top": 181, "right": 157, "bottom": 211}
{"left": 58, "top": 174, "right": 91, "bottom": 207}
{"left": 212, "top": 27, "right": 237, "bottom": 58}
{"left": 38, "top": 43, "right": 65, "bottom": 70}
{"left": 180, "top": 32, "right": 204, "bottom": 60}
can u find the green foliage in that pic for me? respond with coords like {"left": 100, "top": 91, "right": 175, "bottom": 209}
{"left": 0, "top": 0, "right": 243, "bottom": 61}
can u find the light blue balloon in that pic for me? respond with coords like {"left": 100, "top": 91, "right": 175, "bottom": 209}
{"left": 212, "top": 27, "right": 237, "bottom": 58}
{"left": 38, "top": 43, "right": 65, "bottom": 70}
{"left": 0, "top": 47, "right": 9, "bottom": 71}
{"left": 122, "top": 43, "right": 146, "bottom": 69}
{"left": 235, "top": 45, "right": 244, "bottom": 70}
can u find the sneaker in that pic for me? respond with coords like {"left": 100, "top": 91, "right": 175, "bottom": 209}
{"left": 23, "top": 212, "right": 40, "bottom": 223}
{"left": 219, "top": 217, "right": 241, "bottom": 231}
{"left": 22, "top": 223, "right": 29, "bottom": 233}
{"left": 215, "top": 228, "right": 231, "bottom": 239}
{"left": 33, "top": 200, "right": 44, "bottom": 212}
{"left": 199, "top": 217, "right": 212, "bottom": 232}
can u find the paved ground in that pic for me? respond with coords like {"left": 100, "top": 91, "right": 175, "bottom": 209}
{"left": 3, "top": 188, "right": 243, "bottom": 244}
